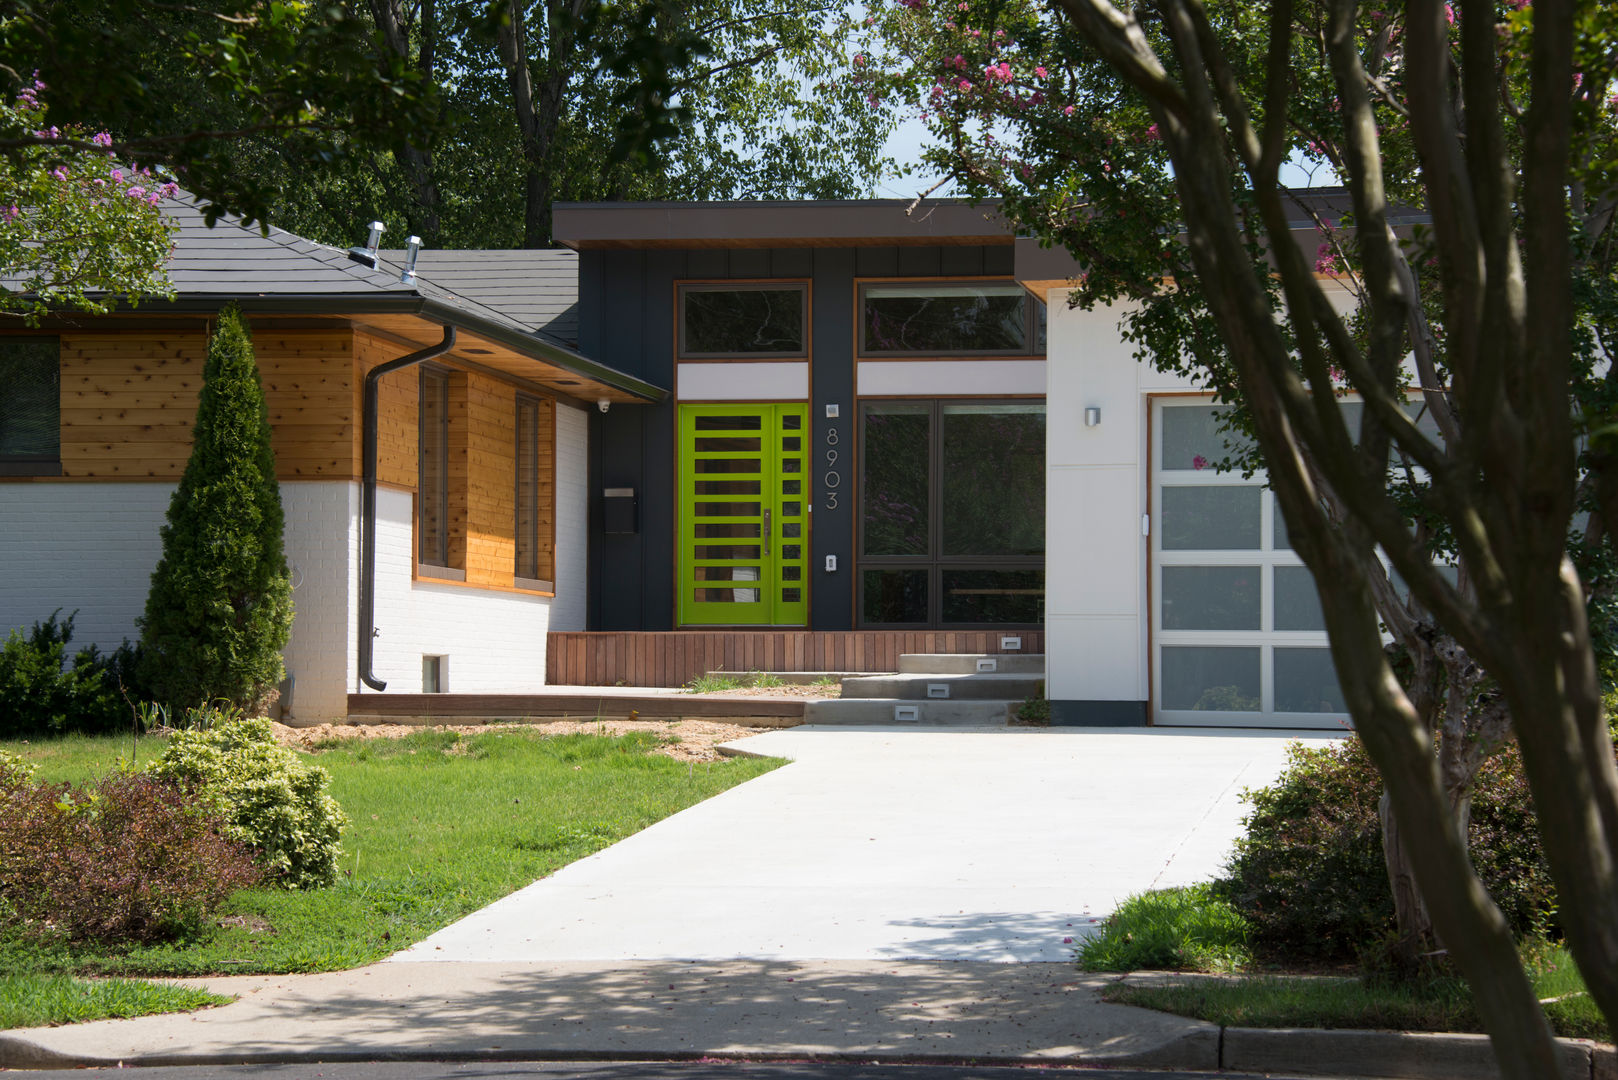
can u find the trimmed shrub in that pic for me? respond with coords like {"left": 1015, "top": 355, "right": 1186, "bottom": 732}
{"left": 1217, "top": 737, "right": 1563, "bottom": 963}
{"left": 0, "top": 611, "right": 145, "bottom": 737}
{"left": 138, "top": 305, "right": 292, "bottom": 712}
{"left": 0, "top": 751, "right": 259, "bottom": 944}
{"left": 146, "top": 718, "right": 347, "bottom": 889}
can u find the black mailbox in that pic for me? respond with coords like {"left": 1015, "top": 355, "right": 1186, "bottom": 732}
{"left": 603, "top": 487, "right": 637, "bottom": 535}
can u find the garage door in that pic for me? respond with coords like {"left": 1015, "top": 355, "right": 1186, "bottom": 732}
{"left": 1152, "top": 401, "right": 1348, "bottom": 729}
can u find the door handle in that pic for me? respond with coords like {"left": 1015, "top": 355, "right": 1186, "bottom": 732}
{"left": 763, "top": 509, "right": 771, "bottom": 556}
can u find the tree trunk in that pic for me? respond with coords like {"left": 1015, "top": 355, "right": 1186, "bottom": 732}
{"left": 1380, "top": 791, "right": 1434, "bottom": 971}
{"left": 368, "top": 0, "right": 441, "bottom": 245}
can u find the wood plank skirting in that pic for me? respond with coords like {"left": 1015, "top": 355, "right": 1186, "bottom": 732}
{"left": 347, "top": 692, "right": 805, "bottom": 720}
{"left": 545, "top": 630, "right": 1046, "bottom": 688}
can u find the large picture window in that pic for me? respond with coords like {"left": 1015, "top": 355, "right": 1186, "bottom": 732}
{"left": 0, "top": 337, "right": 60, "bottom": 475}
{"left": 860, "top": 283, "right": 1043, "bottom": 356}
{"left": 859, "top": 400, "right": 1045, "bottom": 626}
{"left": 678, "top": 283, "right": 807, "bottom": 359}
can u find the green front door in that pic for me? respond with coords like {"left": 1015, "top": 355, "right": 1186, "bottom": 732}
{"left": 678, "top": 403, "right": 808, "bottom": 626}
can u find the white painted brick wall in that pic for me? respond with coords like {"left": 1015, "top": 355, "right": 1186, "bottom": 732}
{"left": 279, "top": 483, "right": 356, "bottom": 723}
{"left": 552, "top": 403, "right": 588, "bottom": 632}
{"left": 0, "top": 481, "right": 355, "bottom": 722}
{"left": 0, "top": 483, "right": 173, "bottom": 652}
{"left": 360, "top": 485, "right": 552, "bottom": 697}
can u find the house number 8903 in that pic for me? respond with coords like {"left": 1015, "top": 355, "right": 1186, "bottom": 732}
{"left": 824, "top": 426, "right": 841, "bottom": 509}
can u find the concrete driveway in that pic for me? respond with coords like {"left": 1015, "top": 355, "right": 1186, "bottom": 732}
{"left": 390, "top": 726, "right": 1341, "bottom": 965}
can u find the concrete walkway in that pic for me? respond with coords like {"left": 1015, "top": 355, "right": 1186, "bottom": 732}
{"left": 392, "top": 726, "right": 1340, "bottom": 964}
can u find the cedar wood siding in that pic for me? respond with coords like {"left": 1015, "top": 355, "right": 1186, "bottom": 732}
{"left": 55, "top": 327, "right": 555, "bottom": 591}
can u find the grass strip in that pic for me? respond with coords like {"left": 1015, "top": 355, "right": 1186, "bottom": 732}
{"left": 1104, "top": 949, "right": 1608, "bottom": 1043}
{"left": 3, "top": 728, "right": 782, "bottom": 979}
{"left": 0, "top": 974, "right": 230, "bottom": 1030}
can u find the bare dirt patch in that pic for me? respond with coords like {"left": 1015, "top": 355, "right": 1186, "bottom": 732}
{"left": 267, "top": 718, "right": 766, "bottom": 762}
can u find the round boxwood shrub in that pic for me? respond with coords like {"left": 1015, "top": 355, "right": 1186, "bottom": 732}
{"left": 1216, "top": 736, "right": 1561, "bottom": 963}
{"left": 146, "top": 717, "right": 347, "bottom": 889}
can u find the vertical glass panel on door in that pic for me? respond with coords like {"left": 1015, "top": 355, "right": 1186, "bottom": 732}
{"left": 940, "top": 568, "right": 1044, "bottom": 624}
{"left": 1161, "top": 647, "right": 1262, "bottom": 712}
{"left": 1160, "top": 405, "right": 1253, "bottom": 472}
{"left": 1273, "top": 565, "right": 1326, "bottom": 631}
{"left": 1161, "top": 486, "right": 1262, "bottom": 550}
{"left": 863, "top": 569, "right": 928, "bottom": 623}
{"left": 862, "top": 403, "right": 931, "bottom": 556}
{"left": 940, "top": 403, "right": 1046, "bottom": 556}
{"left": 1274, "top": 648, "right": 1346, "bottom": 712}
{"left": 1161, "top": 566, "right": 1261, "bottom": 630}
{"left": 862, "top": 283, "right": 1030, "bottom": 354}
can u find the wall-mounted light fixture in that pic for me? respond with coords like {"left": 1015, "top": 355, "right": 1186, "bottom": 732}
{"left": 1084, "top": 406, "right": 1102, "bottom": 427}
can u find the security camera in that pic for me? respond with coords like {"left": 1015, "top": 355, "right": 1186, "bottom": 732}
{"left": 597, "top": 399, "right": 611, "bottom": 414}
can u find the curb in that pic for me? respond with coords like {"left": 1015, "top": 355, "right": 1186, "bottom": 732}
{"left": 2, "top": 1028, "right": 1611, "bottom": 1077}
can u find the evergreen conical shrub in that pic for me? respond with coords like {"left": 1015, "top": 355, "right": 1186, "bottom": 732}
{"left": 139, "top": 305, "right": 292, "bottom": 712}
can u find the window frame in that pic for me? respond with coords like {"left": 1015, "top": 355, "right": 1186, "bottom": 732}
{"left": 676, "top": 281, "right": 809, "bottom": 360}
{"left": 513, "top": 392, "right": 554, "bottom": 592}
{"left": 856, "top": 397, "right": 1046, "bottom": 629}
{"left": 857, "top": 280, "right": 1044, "bottom": 358}
{"left": 417, "top": 365, "right": 455, "bottom": 575}
{"left": 0, "top": 336, "right": 63, "bottom": 477}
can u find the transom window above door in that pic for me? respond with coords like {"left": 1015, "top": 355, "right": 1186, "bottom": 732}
{"left": 859, "top": 282, "right": 1044, "bottom": 356}
{"left": 678, "top": 283, "right": 807, "bottom": 359}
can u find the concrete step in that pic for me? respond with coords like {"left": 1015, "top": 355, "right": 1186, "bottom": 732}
{"left": 803, "top": 698, "right": 1015, "bottom": 725}
{"left": 839, "top": 672, "right": 1044, "bottom": 701}
{"left": 897, "top": 653, "right": 1046, "bottom": 675}
{"left": 702, "top": 670, "right": 886, "bottom": 686}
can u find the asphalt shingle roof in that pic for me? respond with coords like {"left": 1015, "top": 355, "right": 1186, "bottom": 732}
{"left": 377, "top": 249, "right": 579, "bottom": 347}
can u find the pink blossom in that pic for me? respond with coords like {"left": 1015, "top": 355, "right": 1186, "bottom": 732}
{"left": 985, "top": 61, "right": 1013, "bottom": 83}
{"left": 2, "top": 205, "right": 19, "bottom": 223}
{"left": 125, "top": 185, "right": 146, "bottom": 199}
{"left": 958, "top": 78, "right": 973, "bottom": 91}
{"left": 853, "top": 54, "right": 866, "bottom": 66}
{"left": 958, "top": 1, "right": 968, "bottom": 8}
{"left": 1034, "top": 65, "right": 1048, "bottom": 79}
{"left": 1063, "top": 105, "right": 1076, "bottom": 116}
{"left": 900, "top": 0, "right": 924, "bottom": 8}
{"left": 91, "top": 131, "right": 113, "bottom": 148}
{"left": 1145, "top": 122, "right": 1160, "bottom": 141}
{"left": 160, "top": 182, "right": 179, "bottom": 198}
{"left": 994, "top": 28, "right": 1005, "bottom": 36}
{"left": 1192, "top": 455, "right": 1209, "bottom": 470}
{"left": 1314, "top": 242, "right": 1340, "bottom": 275}
{"left": 49, "top": 166, "right": 67, "bottom": 181}
{"left": 1444, "top": 2, "right": 1454, "bottom": 24}
{"left": 1062, "top": 937, "right": 1074, "bottom": 944}
{"left": 111, "top": 168, "right": 123, "bottom": 182}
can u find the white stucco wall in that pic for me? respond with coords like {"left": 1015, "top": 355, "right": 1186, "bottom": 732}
{"left": 551, "top": 402, "right": 589, "bottom": 632}
{"left": 279, "top": 482, "right": 357, "bottom": 722}
{"left": 362, "top": 485, "right": 552, "bottom": 697}
{"left": 1044, "top": 295, "right": 1200, "bottom": 708}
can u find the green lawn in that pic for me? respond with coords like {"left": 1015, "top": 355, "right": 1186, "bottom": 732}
{"left": 0, "top": 975, "right": 230, "bottom": 1029}
{"left": 3, "top": 727, "right": 782, "bottom": 981}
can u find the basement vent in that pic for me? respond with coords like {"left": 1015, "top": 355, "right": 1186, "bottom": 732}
{"left": 893, "top": 704, "right": 920, "bottom": 723}
{"left": 927, "top": 683, "right": 949, "bottom": 699}
{"left": 1000, "top": 636, "right": 1022, "bottom": 651}
{"left": 976, "top": 658, "right": 998, "bottom": 673}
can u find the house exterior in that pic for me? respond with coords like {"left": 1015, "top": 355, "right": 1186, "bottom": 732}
{"left": 0, "top": 193, "right": 1355, "bottom": 729}
{"left": 0, "top": 200, "right": 659, "bottom": 721}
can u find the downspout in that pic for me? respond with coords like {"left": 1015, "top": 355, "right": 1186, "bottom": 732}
{"left": 359, "top": 325, "right": 456, "bottom": 691}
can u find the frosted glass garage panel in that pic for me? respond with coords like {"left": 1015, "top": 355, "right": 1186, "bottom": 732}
{"left": 1161, "top": 566, "right": 1261, "bottom": 630}
{"left": 1161, "top": 647, "right": 1260, "bottom": 711}
{"left": 1273, "top": 565, "right": 1325, "bottom": 631}
{"left": 1161, "top": 486, "right": 1262, "bottom": 550}
{"left": 1160, "top": 405, "right": 1252, "bottom": 471}
{"left": 1274, "top": 648, "right": 1346, "bottom": 713}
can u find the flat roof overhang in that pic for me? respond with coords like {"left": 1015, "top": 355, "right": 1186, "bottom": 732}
{"left": 49, "top": 294, "right": 666, "bottom": 405}
{"left": 553, "top": 199, "right": 1015, "bottom": 250}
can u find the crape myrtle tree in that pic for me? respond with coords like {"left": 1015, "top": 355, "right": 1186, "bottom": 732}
{"left": 863, "top": 0, "right": 1618, "bottom": 1073}
{"left": 140, "top": 306, "right": 293, "bottom": 714}
{"left": 0, "top": 83, "right": 176, "bottom": 321}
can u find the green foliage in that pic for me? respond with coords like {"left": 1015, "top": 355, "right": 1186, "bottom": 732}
{"left": 684, "top": 670, "right": 783, "bottom": 693}
{"left": 0, "top": 973, "right": 229, "bottom": 1030}
{"left": 0, "top": 87, "right": 175, "bottom": 322}
{"left": 1016, "top": 682, "right": 1050, "bottom": 723}
{"left": 138, "top": 307, "right": 292, "bottom": 712}
{"left": 1219, "top": 739, "right": 1562, "bottom": 962}
{"left": 1078, "top": 885, "right": 1250, "bottom": 973}
{"left": 1, "top": 728, "right": 781, "bottom": 976}
{"left": 146, "top": 718, "right": 347, "bottom": 890}
{"left": 0, "top": 611, "right": 146, "bottom": 738}
{"left": 0, "top": 753, "right": 259, "bottom": 945}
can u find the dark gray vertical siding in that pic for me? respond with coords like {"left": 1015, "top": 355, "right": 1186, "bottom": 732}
{"left": 810, "top": 247, "right": 856, "bottom": 629}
